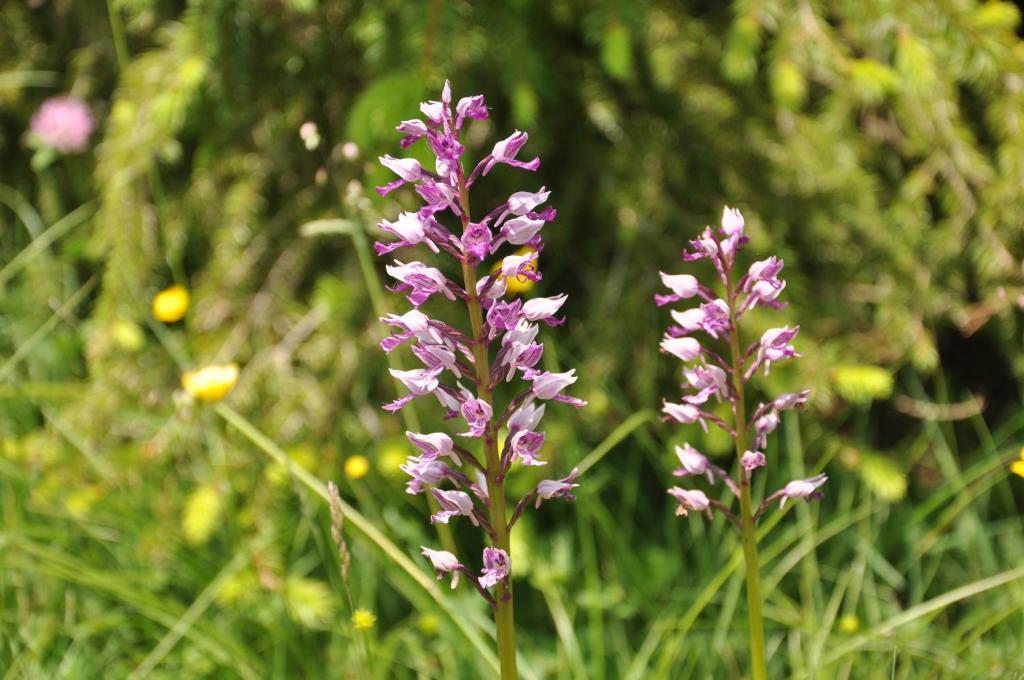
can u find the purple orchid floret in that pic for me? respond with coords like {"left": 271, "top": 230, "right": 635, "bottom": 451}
{"left": 534, "top": 467, "right": 580, "bottom": 508}
{"left": 667, "top": 487, "right": 711, "bottom": 517}
{"left": 431, "top": 488, "right": 479, "bottom": 525}
{"left": 479, "top": 547, "right": 511, "bottom": 588}
{"left": 421, "top": 546, "right": 462, "bottom": 588}
{"left": 406, "top": 431, "right": 455, "bottom": 461}
{"left": 673, "top": 443, "right": 715, "bottom": 483}
{"left": 656, "top": 272, "right": 700, "bottom": 304}
{"left": 660, "top": 336, "right": 702, "bottom": 362}
{"left": 374, "top": 211, "right": 442, "bottom": 256}
{"left": 656, "top": 205, "right": 826, "bottom": 531}
{"left": 400, "top": 457, "right": 451, "bottom": 495}
{"left": 459, "top": 398, "right": 493, "bottom": 438}
{"left": 373, "top": 83, "right": 584, "bottom": 618}
{"left": 767, "top": 473, "right": 829, "bottom": 509}
{"left": 482, "top": 131, "right": 540, "bottom": 176}
{"left": 741, "top": 450, "right": 767, "bottom": 471}
{"left": 511, "top": 430, "right": 547, "bottom": 466}
{"left": 385, "top": 260, "right": 458, "bottom": 306}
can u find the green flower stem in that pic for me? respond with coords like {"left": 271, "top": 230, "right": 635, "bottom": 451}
{"left": 458, "top": 181, "right": 517, "bottom": 680}
{"left": 727, "top": 270, "right": 768, "bottom": 680}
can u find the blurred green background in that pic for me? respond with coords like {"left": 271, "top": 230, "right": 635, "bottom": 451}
{"left": 3, "top": 1, "right": 1024, "bottom": 677}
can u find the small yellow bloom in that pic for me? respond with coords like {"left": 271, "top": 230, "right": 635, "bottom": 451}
{"left": 112, "top": 319, "right": 145, "bottom": 352}
{"left": 152, "top": 285, "right": 190, "bottom": 323}
{"left": 351, "top": 608, "right": 376, "bottom": 630}
{"left": 491, "top": 247, "right": 537, "bottom": 295}
{"left": 417, "top": 613, "right": 440, "bottom": 635}
{"left": 344, "top": 455, "right": 370, "bottom": 480}
{"left": 377, "top": 439, "right": 410, "bottom": 478}
{"left": 1011, "top": 448, "right": 1024, "bottom": 479}
{"left": 182, "top": 363, "right": 239, "bottom": 401}
{"left": 838, "top": 614, "right": 860, "bottom": 634}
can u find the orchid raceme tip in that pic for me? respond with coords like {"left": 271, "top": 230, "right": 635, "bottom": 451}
{"left": 374, "top": 81, "right": 584, "bottom": 679}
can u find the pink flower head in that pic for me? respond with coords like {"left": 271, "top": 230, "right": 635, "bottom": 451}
{"left": 400, "top": 457, "right": 450, "bottom": 494}
{"left": 375, "top": 211, "right": 440, "bottom": 256}
{"left": 529, "top": 369, "right": 585, "bottom": 407}
{"left": 461, "top": 221, "right": 493, "bottom": 262}
{"left": 682, "top": 364, "right": 727, "bottom": 405}
{"left": 719, "top": 207, "right": 749, "bottom": 266}
{"left": 720, "top": 206, "right": 745, "bottom": 236}
{"left": 522, "top": 294, "right": 567, "bottom": 325}
{"left": 772, "top": 390, "right": 811, "bottom": 411}
{"left": 669, "top": 308, "right": 704, "bottom": 335}
{"left": 502, "top": 318, "right": 539, "bottom": 348}
{"left": 386, "top": 260, "right": 457, "bottom": 306}
{"left": 500, "top": 251, "right": 542, "bottom": 283}
{"left": 667, "top": 487, "right": 711, "bottom": 517}
{"left": 757, "top": 326, "right": 801, "bottom": 375}
{"left": 389, "top": 367, "right": 440, "bottom": 396}
{"left": 740, "top": 256, "right": 787, "bottom": 312}
{"left": 498, "top": 338, "right": 544, "bottom": 381}
{"left": 379, "top": 309, "right": 447, "bottom": 353}
{"left": 482, "top": 130, "right": 540, "bottom": 175}
{"left": 753, "top": 409, "right": 780, "bottom": 450}
{"left": 499, "top": 215, "right": 546, "bottom": 246}
{"left": 397, "top": 119, "right": 429, "bottom": 148}
{"left": 506, "top": 187, "right": 550, "bottom": 215}
{"left": 741, "top": 450, "right": 766, "bottom": 472}
{"left": 510, "top": 430, "right": 546, "bottom": 466}
{"left": 487, "top": 299, "right": 522, "bottom": 338}
{"left": 430, "top": 488, "right": 478, "bottom": 525}
{"left": 683, "top": 227, "right": 719, "bottom": 262}
{"left": 534, "top": 467, "right": 580, "bottom": 508}
{"left": 421, "top": 546, "right": 461, "bottom": 588}
{"left": 662, "top": 401, "right": 705, "bottom": 429}
{"left": 660, "top": 336, "right": 702, "bottom": 362}
{"left": 673, "top": 443, "right": 714, "bottom": 484}
{"left": 775, "top": 473, "right": 828, "bottom": 508}
{"left": 459, "top": 397, "right": 493, "bottom": 438}
{"left": 698, "top": 299, "right": 731, "bottom": 338}
{"left": 455, "top": 94, "right": 488, "bottom": 129}
{"left": 479, "top": 547, "right": 511, "bottom": 588}
{"left": 656, "top": 272, "right": 701, "bottom": 306}
{"left": 412, "top": 343, "right": 461, "bottom": 378}
{"left": 508, "top": 401, "right": 545, "bottom": 432}
{"left": 406, "top": 431, "right": 454, "bottom": 461}
{"left": 416, "top": 177, "right": 459, "bottom": 215}
{"left": 377, "top": 155, "right": 424, "bottom": 195}
{"left": 30, "top": 96, "right": 94, "bottom": 154}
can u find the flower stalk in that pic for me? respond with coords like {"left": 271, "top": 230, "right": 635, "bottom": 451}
{"left": 726, "top": 280, "right": 768, "bottom": 680}
{"left": 458, "top": 212, "right": 517, "bottom": 677}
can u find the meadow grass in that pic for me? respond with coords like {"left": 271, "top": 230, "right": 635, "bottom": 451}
{"left": 2, "top": 206, "right": 1022, "bottom": 676}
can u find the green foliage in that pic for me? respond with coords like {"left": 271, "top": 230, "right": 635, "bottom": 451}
{"left": 2, "top": 0, "right": 1024, "bottom": 677}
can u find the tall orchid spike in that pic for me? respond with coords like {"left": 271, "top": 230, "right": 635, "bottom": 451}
{"left": 373, "top": 81, "right": 585, "bottom": 680}
{"left": 656, "top": 205, "right": 826, "bottom": 680}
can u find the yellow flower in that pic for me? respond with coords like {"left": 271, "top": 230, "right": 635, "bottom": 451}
{"left": 377, "top": 438, "right": 410, "bottom": 478}
{"left": 838, "top": 614, "right": 860, "bottom": 634}
{"left": 1011, "top": 448, "right": 1024, "bottom": 478}
{"left": 152, "top": 284, "right": 190, "bottom": 323}
{"left": 344, "top": 455, "right": 370, "bottom": 480}
{"left": 182, "top": 363, "right": 239, "bottom": 401}
{"left": 491, "top": 246, "right": 536, "bottom": 295}
{"left": 112, "top": 319, "right": 145, "bottom": 352}
{"left": 351, "top": 608, "right": 377, "bottom": 630}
